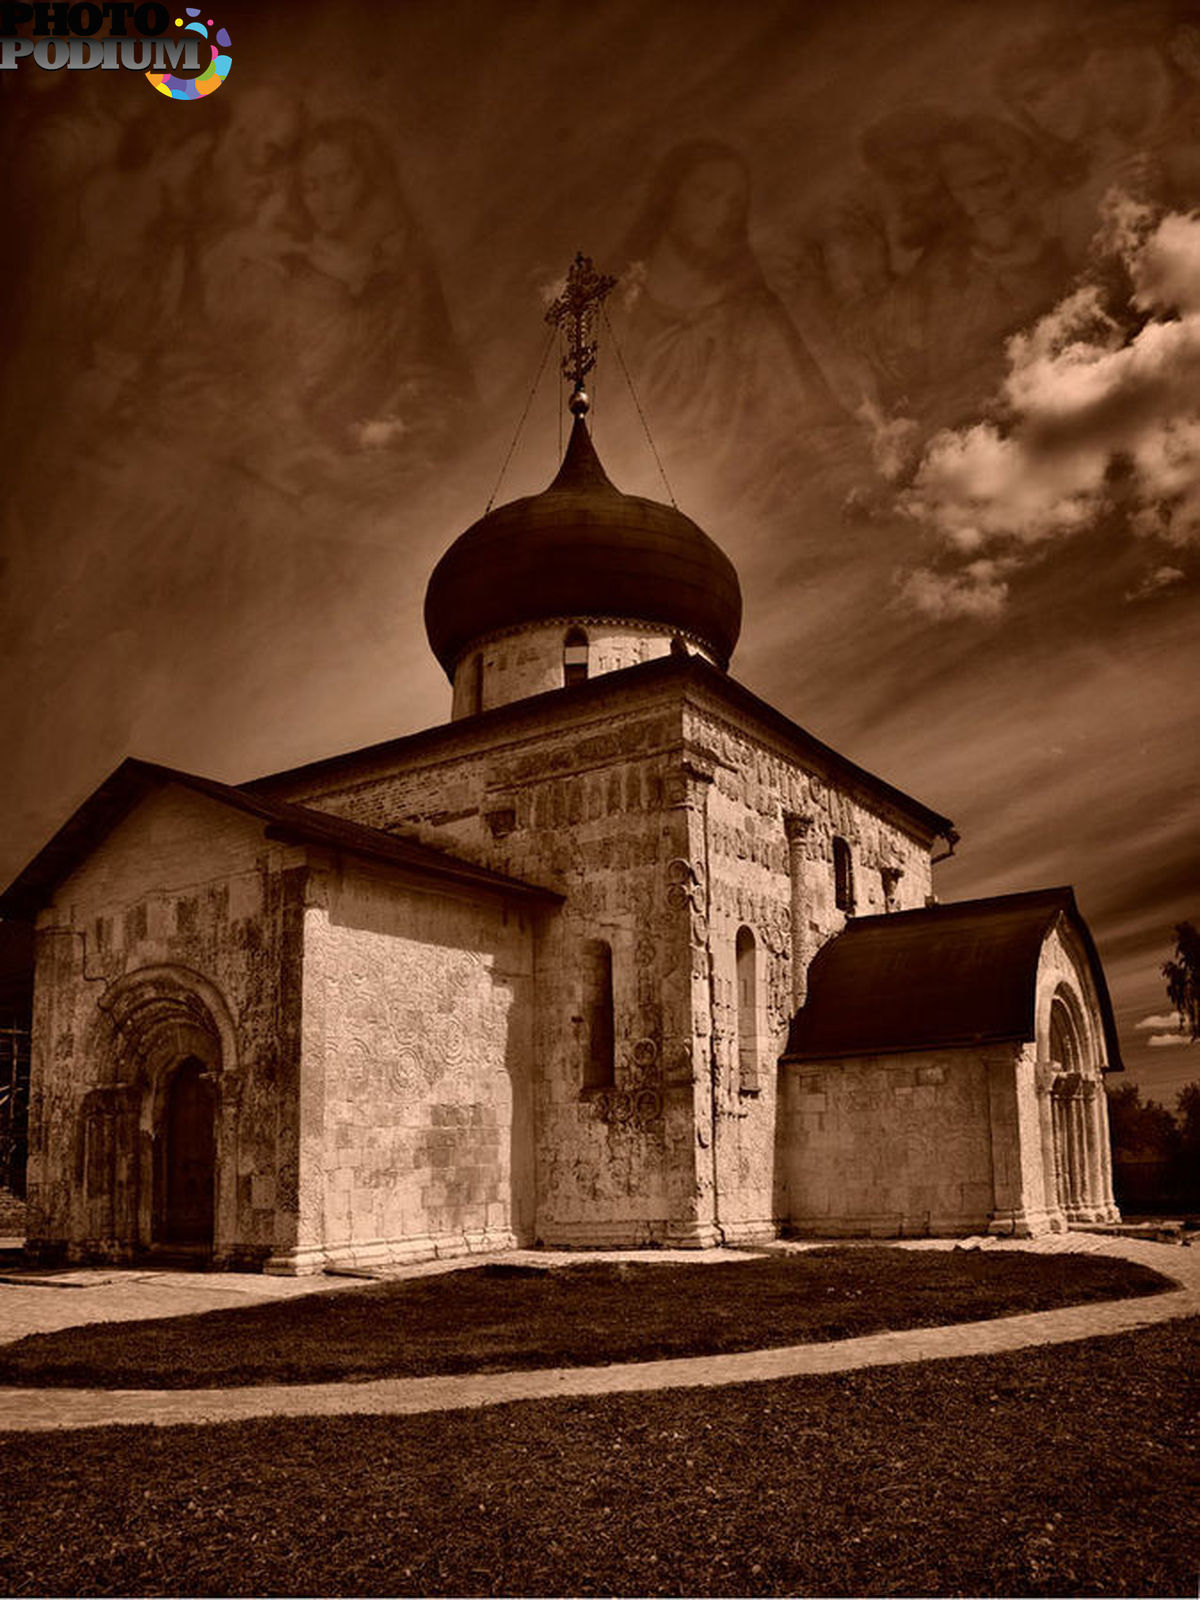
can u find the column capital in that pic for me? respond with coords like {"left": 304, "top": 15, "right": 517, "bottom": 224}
{"left": 1034, "top": 1059, "right": 1058, "bottom": 1095}
{"left": 783, "top": 811, "right": 815, "bottom": 844}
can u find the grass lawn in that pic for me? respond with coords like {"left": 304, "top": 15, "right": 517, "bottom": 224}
{"left": 0, "top": 1247, "right": 1169, "bottom": 1388}
{"left": 0, "top": 1316, "right": 1195, "bottom": 1597}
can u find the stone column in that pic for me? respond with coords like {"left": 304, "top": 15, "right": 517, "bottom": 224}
{"left": 1088, "top": 1079, "right": 1120, "bottom": 1223}
{"left": 1067, "top": 1089, "right": 1085, "bottom": 1219}
{"left": 986, "top": 1050, "right": 1050, "bottom": 1236}
{"left": 1035, "top": 1062, "right": 1067, "bottom": 1232}
{"left": 662, "top": 753, "right": 722, "bottom": 1250}
{"left": 1068, "top": 1088, "right": 1088, "bottom": 1222}
{"left": 1051, "top": 1088, "right": 1068, "bottom": 1214}
{"left": 783, "top": 813, "right": 814, "bottom": 1008}
{"left": 266, "top": 868, "right": 329, "bottom": 1275}
{"left": 212, "top": 1070, "right": 245, "bottom": 1269}
{"left": 1078, "top": 1080, "right": 1103, "bottom": 1221}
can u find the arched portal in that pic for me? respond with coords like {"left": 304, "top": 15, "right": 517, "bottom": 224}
{"left": 159, "top": 1057, "right": 216, "bottom": 1247}
{"left": 1039, "top": 979, "right": 1117, "bottom": 1227}
{"left": 83, "top": 964, "right": 240, "bottom": 1263}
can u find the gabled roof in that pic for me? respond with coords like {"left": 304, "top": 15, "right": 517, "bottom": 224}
{"left": 0, "top": 759, "right": 561, "bottom": 922}
{"left": 246, "top": 654, "right": 955, "bottom": 845}
{"left": 784, "top": 887, "right": 1122, "bottom": 1070}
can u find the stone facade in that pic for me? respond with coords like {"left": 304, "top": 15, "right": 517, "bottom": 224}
{"left": 23, "top": 783, "right": 542, "bottom": 1269}
{"left": 27, "top": 786, "right": 303, "bottom": 1267}
{"left": 298, "top": 862, "right": 536, "bottom": 1271}
{"left": 778, "top": 898, "right": 1121, "bottom": 1239}
{"left": 250, "top": 662, "right": 944, "bottom": 1252}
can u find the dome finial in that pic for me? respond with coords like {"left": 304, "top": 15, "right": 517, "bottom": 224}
{"left": 545, "top": 251, "right": 617, "bottom": 418}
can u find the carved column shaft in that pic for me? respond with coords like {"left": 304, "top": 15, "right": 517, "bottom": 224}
{"left": 1051, "top": 1095, "right": 1067, "bottom": 1212}
{"left": 1034, "top": 1064, "right": 1065, "bottom": 1230}
{"left": 783, "top": 813, "right": 814, "bottom": 1008}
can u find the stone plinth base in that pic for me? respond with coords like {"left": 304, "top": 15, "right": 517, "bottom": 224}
{"left": 536, "top": 1218, "right": 669, "bottom": 1248}
{"left": 662, "top": 1219, "right": 724, "bottom": 1250}
{"left": 788, "top": 1212, "right": 991, "bottom": 1240}
{"left": 265, "top": 1227, "right": 525, "bottom": 1275}
{"left": 718, "top": 1218, "right": 780, "bottom": 1245}
{"left": 987, "top": 1206, "right": 1063, "bottom": 1239}
{"left": 263, "top": 1245, "right": 329, "bottom": 1276}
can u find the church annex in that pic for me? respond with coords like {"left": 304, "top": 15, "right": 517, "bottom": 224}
{"left": 0, "top": 259, "right": 1122, "bottom": 1271}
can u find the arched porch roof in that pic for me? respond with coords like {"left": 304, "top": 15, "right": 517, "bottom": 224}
{"left": 783, "top": 887, "right": 1122, "bottom": 1069}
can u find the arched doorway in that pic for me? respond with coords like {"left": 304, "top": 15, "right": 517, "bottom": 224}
{"left": 159, "top": 1057, "right": 215, "bottom": 1248}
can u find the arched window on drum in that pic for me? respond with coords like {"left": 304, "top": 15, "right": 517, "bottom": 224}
{"left": 563, "top": 626, "right": 589, "bottom": 688}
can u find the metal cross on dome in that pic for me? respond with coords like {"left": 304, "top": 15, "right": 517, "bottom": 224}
{"left": 545, "top": 252, "right": 617, "bottom": 413}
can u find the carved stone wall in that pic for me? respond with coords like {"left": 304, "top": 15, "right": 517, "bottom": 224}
{"left": 261, "top": 687, "right": 710, "bottom": 1243}
{"left": 684, "top": 695, "right": 937, "bottom": 1239}
{"left": 260, "top": 670, "right": 944, "bottom": 1245}
{"left": 27, "top": 785, "right": 306, "bottom": 1267}
{"left": 298, "top": 862, "right": 536, "bottom": 1269}
{"left": 779, "top": 1047, "right": 996, "bottom": 1236}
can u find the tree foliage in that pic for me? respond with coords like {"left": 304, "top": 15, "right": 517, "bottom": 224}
{"left": 1162, "top": 920, "right": 1200, "bottom": 1042}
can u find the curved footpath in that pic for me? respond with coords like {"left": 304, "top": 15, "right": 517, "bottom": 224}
{"left": 0, "top": 1233, "right": 1195, "bottom": 1434}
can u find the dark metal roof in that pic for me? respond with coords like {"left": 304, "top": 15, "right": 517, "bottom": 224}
{"left": 247, "top": 653, "right": 955, "bottom": 846}
{"left": 784, "top": 888, "right": 1123, "bottom": 1069}
{"left": 424, "top": 416, "right": 743, "bottom": 675}
{"left": 0, "top": 759, "right": 561, "bottom": 923}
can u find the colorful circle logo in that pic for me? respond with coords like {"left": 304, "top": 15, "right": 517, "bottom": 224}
{"left": 146, "top": 8, "right": 231, "bottom": 100}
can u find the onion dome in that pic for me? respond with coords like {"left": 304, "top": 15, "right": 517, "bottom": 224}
{"left": 424, "top": 415, "right": 743, "bottom": 677}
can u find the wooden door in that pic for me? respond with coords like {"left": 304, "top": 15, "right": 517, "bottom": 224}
{"left": 162, "top": 1058, "right": 215, "bottom": 1246}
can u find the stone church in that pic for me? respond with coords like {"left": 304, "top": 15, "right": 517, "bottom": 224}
{"left": 1, "top": 264, "right": 1122, "bottom": 1271}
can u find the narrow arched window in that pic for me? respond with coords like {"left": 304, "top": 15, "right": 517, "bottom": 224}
{"left": 735, "top": 926, "right": 760, "bottom": 1092}
{"left": 833, "top": 837, "right": 855, "bottom": 913}
{"left": 563, "top": 626, "right": 589, "bottom": 688}
{"left": 581, "top": 938, "right": 615, "bottom": 1090}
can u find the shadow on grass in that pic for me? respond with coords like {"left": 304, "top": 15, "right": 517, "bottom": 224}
{"left": 0, "top": 1247, "right": 1171, "bottom": 1390}
{"left": 0, "top": 1316, "right": 1196, "bottom": 1597}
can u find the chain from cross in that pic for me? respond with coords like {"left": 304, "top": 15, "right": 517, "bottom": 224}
{"left": 545, "top": 252, "right": 618, "bottom": 395}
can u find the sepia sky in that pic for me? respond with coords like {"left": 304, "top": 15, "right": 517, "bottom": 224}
{"left": 1, "top": 0, "right": 1198, "bottom": 1101}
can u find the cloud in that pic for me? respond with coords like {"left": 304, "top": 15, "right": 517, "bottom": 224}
{"left": 1125, "top": 564, "right": 1186, "bottom": 602}
{"left": 355, "top": 415, "right": 409, "bottom": 449}
{"left": 1148, "top": 1032, "right": 1193, "bottom": 1048}
{"left": 895, "top": 559, "right": 1011, "bottom": 620}
{"left": 1136, "top": 1011, "right": 1187, "bottom": 1031}
{"left": 899, "top": 202, "right": 1200, "bottom": 617}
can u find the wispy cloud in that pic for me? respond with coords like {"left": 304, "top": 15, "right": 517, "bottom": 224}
{"left": 1136, "top": 1010, "right": 1192, "bottom": 1047}
{"left": 1136, "top": 1012, "right": 1188, "bottom": 1031}
{"left": 1125, "top": 564, "right": 1186, "bottom": 602}
{"left": 898, "top": 199, "right": 1200, "bottom": 618}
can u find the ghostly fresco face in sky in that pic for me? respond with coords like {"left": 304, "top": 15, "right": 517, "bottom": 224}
{"left": 860, "top": 109, "right": 957, "bottom": 254}
{"left": 666, "top": 153, "right": 749, "bottom": 265}
{"left": 301, "top": 134, "right": 368, "bottom": 241}
{"left": 938, "top": 125, "right": 1023, "bottom": 234}
{"left": 1, "top": 0, "right": 1198, "bottom": 1106}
